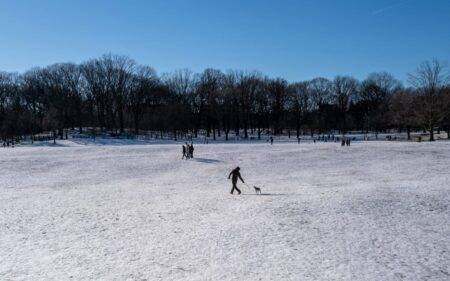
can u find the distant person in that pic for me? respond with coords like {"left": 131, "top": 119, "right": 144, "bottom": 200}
{"left": 186, "top": 142, "right": 191, "bottom": 159}
{"left": 189, "top": 143, "right": 194, "bottom": 158}
{"left": 228, "top": 167, "right": 245, "bottom": 195}
{"left": 270, "top": 136, "right": 274, "bottom": 145}
{"left": 186, "top": 144, "right": 190, "bottom": 158}
{"left": 182, "top": 145, "right": 187, "bottom": 159}
{"left": 341, "top": 139, "right": 345, "bottom": 146}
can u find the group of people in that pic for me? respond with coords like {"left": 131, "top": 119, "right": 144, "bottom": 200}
{"left": 311, "top": 135, "right": 354, "bottom": 146}
{"left": 2, "top": 140, "right": 15, "bottom": 148}
{"left": 182, "top": 143, "right": 195, "bottom": 159}
{"left": 341, "top": 138, "right": 351, "bottom": 146}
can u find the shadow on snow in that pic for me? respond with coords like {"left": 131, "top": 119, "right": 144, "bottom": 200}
{"left": 240, "top": 193, "right": 290, "bottom": 196}
{"left": 191, "top": 158, "right": 222, "bottom": 163}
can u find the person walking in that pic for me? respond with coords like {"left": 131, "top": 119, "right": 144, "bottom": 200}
{"left": 189, "top": 143, "right": 194, "bottom": 158}
{"left": 228, "top": 167, "right": 245, "bottom": 195}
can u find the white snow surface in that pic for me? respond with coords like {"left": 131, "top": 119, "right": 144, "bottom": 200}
{"left": 1, "top": 141, "right": 449, "bottom": 280}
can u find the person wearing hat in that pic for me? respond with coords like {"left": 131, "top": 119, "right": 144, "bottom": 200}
{"left": 228, "top": 166, "right": 245, "bottom": 195}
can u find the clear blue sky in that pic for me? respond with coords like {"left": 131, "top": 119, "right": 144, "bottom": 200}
{"left": 1, "top": 0, "right": 449, "bottom": 82}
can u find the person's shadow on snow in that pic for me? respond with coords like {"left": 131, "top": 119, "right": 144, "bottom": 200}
{"left": 191, "top": 158, "right": 222, "bottom": 164}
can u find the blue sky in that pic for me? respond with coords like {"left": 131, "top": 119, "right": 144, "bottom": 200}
{"left": 0, "top": 0, "right": 449, "bottom": 82}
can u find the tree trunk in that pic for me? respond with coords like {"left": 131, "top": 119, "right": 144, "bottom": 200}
{"left": 406, "top": 126, "right": 411, "bottom": 141}
{"left": 118, "top": 104, "right": 124, "bottom": 134}
{"left": 235, "top": 115, "right": 240, "bottom": 136}
{"left": 77, "top": 105, "right": 83, "bottom": 134}
{"left": 206, "top": 115, "right": 211, "bottom": 138}
{"left": 134, "top": 116, "right": 139, "bottom": 135}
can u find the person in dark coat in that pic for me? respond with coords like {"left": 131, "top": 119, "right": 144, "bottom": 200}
{"left": 228, "top": 167, "right": 245, "bottom": 195}
{"left": 182, "top": 145, "right": 187, "bottom": 159}
{"left": 189, "top": 143, "right": 194, "bottom": 158}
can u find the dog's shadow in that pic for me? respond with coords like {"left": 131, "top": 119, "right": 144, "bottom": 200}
{"left": 242, "top": 193, "right": 289, "bottom": 196}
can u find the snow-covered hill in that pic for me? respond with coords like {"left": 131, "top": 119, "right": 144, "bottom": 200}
{"left": 1, "top": 141, "right": 449, "bottom": 280}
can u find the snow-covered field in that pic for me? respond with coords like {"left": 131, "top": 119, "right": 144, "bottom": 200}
{"left": 1, "top": 141, "right": 449, "bottom": 280}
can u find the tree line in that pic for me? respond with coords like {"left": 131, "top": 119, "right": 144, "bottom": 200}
{"left": 1, "top": 54, "right": 449, "bottom": 142}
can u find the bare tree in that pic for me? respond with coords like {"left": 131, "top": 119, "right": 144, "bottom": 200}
{"left": 408, "top": 59, "right": 449, "bottom": 141}
{"left": 389, "top": 89, "right": 417, "bottom": 140}
{"left": 128, "top": 66, "right": 158, "bottom": 134}
{"left": 196, "top": 69, "right": 223, "bottom": 139}
{"left": 58, "top": 63, "right": 85, "bottom": 133}
{"left": 163, "top": 69, "right": 197, "bottom": 137}
{"left": 287, "top": 81, "right": 311, "bottom": 138}
{"left": 308, "top": 77, "right": 332, "bottom": 135}
{"left": 439, "top": 85, "right": 450, "bottom": 138}
{"left": 235, "top": 71, "right": 262, "bottom": 138}
{"left": 221, "top": 72, "right": 239, "bottom": 140}
{"left": 266, "top": 78, "right": 288, "bottom": 135}
{"left": 102, "top": 54, "right": 135, "bottom": 134}
{"left": 360, "top": 72, "right": 402, "bottom": 132}
{"left": 0, "top": 72, "right": 23, "bottom": 140}
{"left": 332, "top": 76, "right": 359, "bottom": 134}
